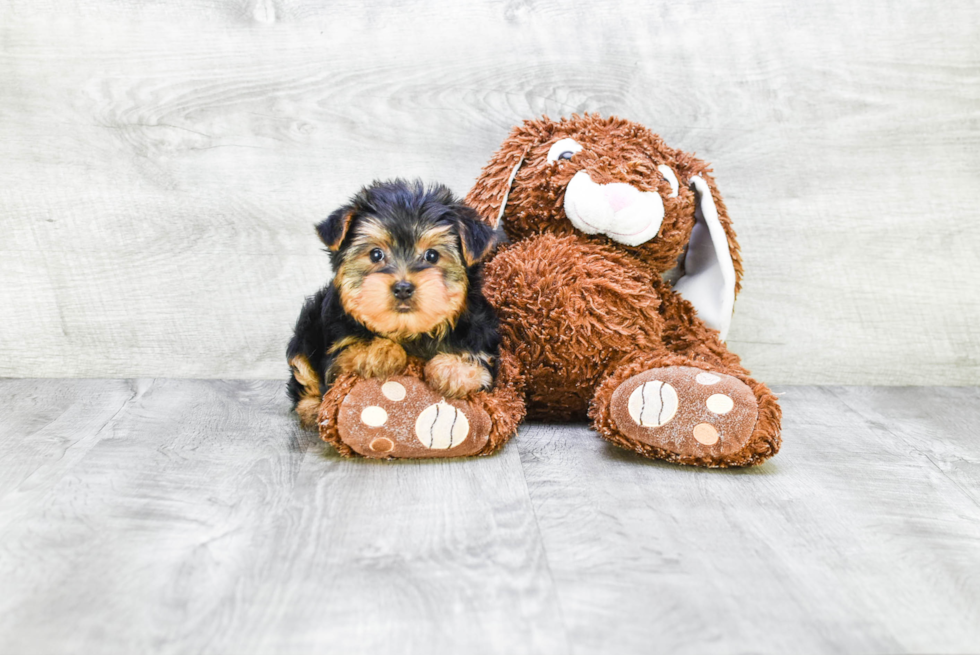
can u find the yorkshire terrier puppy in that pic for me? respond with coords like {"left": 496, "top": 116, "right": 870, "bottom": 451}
{"left": 287, "top": 179, "right": 501, "bottom": 427}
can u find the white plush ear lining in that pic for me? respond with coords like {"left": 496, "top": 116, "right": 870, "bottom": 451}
{"left": 672, "top": 176, "right": 737, "bottom": 341}
{"left": 496, "top": 154, "right": 526, "bottom": 228}
{"left": 657, "top": 165, "right": 679, "bottom": 198}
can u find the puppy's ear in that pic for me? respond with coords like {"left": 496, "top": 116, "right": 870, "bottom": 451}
{"left": 315, "top": 206, "right": 356, "bottom": 251}
{"left": 455, "top": 204, "right": 497, "bottom": 265}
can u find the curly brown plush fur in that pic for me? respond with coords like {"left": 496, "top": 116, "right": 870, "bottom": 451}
{"left": 465, "top": 114, "right": 781, "bottom": 467}
{"left": 466, "top": 115, "right": 744, "bottom": 292}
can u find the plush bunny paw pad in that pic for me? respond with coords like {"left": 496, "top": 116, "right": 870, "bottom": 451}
{"left": 333, "top": 376, "right": 491, "bottom": 458}
{"left": 609, "top": 366, "right": 758, "bottom": 458}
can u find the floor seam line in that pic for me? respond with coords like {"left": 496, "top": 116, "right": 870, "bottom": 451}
{"left": 828, "top": 387, "right": 980, "bottom": 512}
{"left": 514, "top": 427, "right": 574, "bottom": 655}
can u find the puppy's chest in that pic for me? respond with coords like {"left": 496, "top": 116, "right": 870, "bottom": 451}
{"left": 400, "top": 337, "right": 446, "bottom": 361}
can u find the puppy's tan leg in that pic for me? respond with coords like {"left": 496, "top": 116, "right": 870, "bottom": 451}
{"left": 424, "top": 353, "right": 492, "bottom": 399}
{"left": 334, "top": 338, "right": 408, "bottom": 379}
{"left": 289, "top": 354, "right": 323, "bottom": 428}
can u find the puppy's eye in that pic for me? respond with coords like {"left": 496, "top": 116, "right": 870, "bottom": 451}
{"left": 369, "top": 248, "right": 385, "bottom": 263}
{"left": 547, "top": 138, "right": 583, "bottom": 163}
{"left": 424, "top": 249, "right": 440, "bottom": 264}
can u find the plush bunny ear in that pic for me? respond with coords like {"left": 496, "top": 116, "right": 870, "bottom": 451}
{"left": 672, "top": 176, "right": 738, "bottom": 340}
{"left": 464, "top": 121, "right": 546, "bottom": 228}
{"left": 465, "top": 146, "right": 529, "bottom": 229}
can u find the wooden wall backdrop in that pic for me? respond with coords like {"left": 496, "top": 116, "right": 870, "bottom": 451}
{"left": 1, "top": 0, "right": 978, "bottom": 384}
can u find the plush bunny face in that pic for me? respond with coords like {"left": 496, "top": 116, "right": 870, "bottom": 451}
{"left": 466, "top": 114, "right": 745, "bottom": 339}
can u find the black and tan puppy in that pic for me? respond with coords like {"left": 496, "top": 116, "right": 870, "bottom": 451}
{"left": 287, "top": 179, "right": 501, "bottom": 427}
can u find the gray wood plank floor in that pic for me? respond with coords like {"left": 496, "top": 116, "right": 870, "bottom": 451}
{"left": 1, "top": 380, "right": 978, "bottom": 654}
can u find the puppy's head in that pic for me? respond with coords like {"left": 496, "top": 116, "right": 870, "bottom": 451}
{"left": 317, "top": 179, "right": 495, "bottom": 341}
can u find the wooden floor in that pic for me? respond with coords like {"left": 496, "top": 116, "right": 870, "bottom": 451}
{"left": 1, "top": 380, "right": 978, "bottom": 654}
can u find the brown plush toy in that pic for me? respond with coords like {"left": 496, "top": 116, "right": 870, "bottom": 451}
{"left": 317, "top": 114, "right": 781, "bottom": 467}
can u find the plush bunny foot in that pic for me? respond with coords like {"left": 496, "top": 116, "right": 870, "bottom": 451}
{"left": 327, "top": 375, "right": 492, "bottom": 459}
{"left": 594, "top": 364, "right": 779, "bottom": 467}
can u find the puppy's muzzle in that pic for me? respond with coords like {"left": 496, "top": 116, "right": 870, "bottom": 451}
{"left": 391, "top": 281, "right": 415, "bottom": 300}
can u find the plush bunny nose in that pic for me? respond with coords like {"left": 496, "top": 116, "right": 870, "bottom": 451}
{"left": 392, "top": 281, "right": 415, "bottom": 300}
{"left": 563, "top": 171, "right": 665, "bottom": 247}
{"left": 603, "top": 183, "right": 639, "bottom": 212}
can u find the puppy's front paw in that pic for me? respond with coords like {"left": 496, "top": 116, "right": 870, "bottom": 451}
{"left": 424, "top": 353, "right": 492, "bottom": 399}
{"left": 335, "top": 338, "right": 408, "bottom": 379}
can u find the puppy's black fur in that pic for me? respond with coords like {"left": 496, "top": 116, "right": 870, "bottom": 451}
{"left": 286, "top": 179, "right": 501, "bottom": 416}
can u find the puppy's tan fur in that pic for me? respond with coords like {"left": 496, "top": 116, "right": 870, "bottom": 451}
{"left": 424, "top": 352, "right": 493, "bottom": 398}
{"left": 335, "top": 222, "right": 469, "bottom": 342}
{"left": 289, "top": 355, "right": 322, "bottom": 427}
{"left": 335, "top": 338, "right": 408, "bottom": 379}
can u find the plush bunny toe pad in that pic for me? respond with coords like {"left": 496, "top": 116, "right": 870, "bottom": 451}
{"left": 610, "top": 366, "right": 758, "bottom": 458}
{"left": 335, "top": 376, "right": 491, "bottom": 458}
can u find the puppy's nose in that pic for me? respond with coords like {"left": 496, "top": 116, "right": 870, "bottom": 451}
{"left": 392, "top": 281, "right": 415, "bottom": 300}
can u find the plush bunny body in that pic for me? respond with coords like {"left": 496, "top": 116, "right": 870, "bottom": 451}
{"left": 317, "top": 115, "right": 781, "bottom": 467}
{"left": 483, "top": 234, "right": 710, "bottom": 420}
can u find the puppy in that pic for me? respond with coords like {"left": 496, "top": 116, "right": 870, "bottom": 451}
{"left": 287, "top": 179, "right": 501, "bottom": 427}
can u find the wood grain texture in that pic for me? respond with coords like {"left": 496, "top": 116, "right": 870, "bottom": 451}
{"left": 1, "top": 379, "right": 979, "bottom": 654}
{"left": 1, "top": 0, "right": 978, "bottom": 383}
{"left": 0, "top": 378, "right": 567, "bottom": 655}
{"left": 514, "top": 387, "right": 980, "bottom": 654}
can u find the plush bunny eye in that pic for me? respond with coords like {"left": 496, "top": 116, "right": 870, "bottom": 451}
{"left": 369, "top": 248, "right": 385, "bottom": 263}
{"left": 657, "top": 165, "right": 679, "bottom": 198}
{"left": 547, "top": 138, "right": 583, "bottom": 163}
